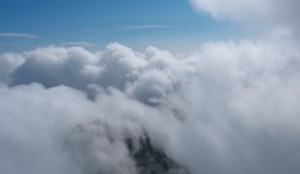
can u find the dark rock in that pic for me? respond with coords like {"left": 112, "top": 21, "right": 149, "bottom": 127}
{"left": 126, "top": 135, "right": 190, "bottom": 174}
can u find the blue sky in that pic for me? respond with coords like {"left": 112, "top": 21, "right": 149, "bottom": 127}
{"left": 0, "top": 0, "right": 244, "bottom": 53}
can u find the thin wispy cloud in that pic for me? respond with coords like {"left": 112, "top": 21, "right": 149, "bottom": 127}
{"left": 83, "top": 29, "right": 98, "bottom": 33}
{"left": 0, "top": 33, "right": 39, "bottom": 38}
{"left": 83, "top": 29, "right": 106, "bottom": 33}
{"left": 0, "top": 41, "right": 21, "bottom": 46}
{"left": 119, "top": 25, "right": 169, "bottom": 30}
{"left": 61, "top": 42, "right": 96, "bottom": 47}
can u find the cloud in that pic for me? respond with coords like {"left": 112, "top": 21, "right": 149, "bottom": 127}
{"left": 0, "top": 33, "right": 39, "bottom": 38}
{"left": 1, "top": 2, "right": 300, "bottom": 173}
{"left": 0, "top": 52, "right": 25, "bottom": 83}
{"left": 61, "top": 42, "right": 96, "bottom": 47}
{"left": 83, "top": 29, "right": 99, "bottom": 33}
{"left": 189, "top": 0, "right": 271, "bottom": 21}
{"left": 119, "top": 25, "right": 169, "bottom": 30}
{"left": 1, "top": 34, "right": 300, "bottom": 174}
{"left": 189, "top": 0, "right": 300, "bottom": 38}
{"left": 0, "top": 42, "right": 19, "bottom": 46}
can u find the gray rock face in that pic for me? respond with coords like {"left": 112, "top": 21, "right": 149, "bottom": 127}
{"left": 126, "top": 135, "right": 190, "bottom": 174}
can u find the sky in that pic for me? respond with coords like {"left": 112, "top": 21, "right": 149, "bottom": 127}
{"left": 0, "top": 0, "right": 244, "bottom": 53}
{"left": 1, "top": 1, "right": 300, "bottom": 174}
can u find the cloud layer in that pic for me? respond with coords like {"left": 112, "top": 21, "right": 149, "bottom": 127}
{"left": 1, "top": 1, "right": 300, "bottom": 174}
{"left": 1, "top": 31, "right": 300, "bottom": 174}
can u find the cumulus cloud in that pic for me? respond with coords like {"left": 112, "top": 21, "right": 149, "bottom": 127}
{"left": 1, "top": 32, "right": 300, "bottom": 174}
{"left": 8, "top": 45, "right": 99, "bottom": 90}
{"left": 1, "top": 1, "right": 300, "bottom": 173}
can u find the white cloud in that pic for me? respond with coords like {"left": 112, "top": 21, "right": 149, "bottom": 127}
{"left": 189, "top": 0, "right": 300, "bottom": 38}
{"left": 0, "top": 52, "right": 25, "bottom": 83}
{"left": 0, "top": 33, "right": 39, "bottom": 38}
{"left": 189, "top": 0, "right": 271, "bottom": 21}
{"left": 1, "top": 34, "right": 300, "bottom": 173}
{"left": 1, "top": 2, "right": 300, "bottom": 173}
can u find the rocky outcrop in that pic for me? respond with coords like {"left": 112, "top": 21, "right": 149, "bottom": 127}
{"left": 126, "top": 135, "right": 190, "bottom": 174}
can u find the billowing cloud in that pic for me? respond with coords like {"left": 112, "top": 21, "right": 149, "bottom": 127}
{"left": 1, "top": 31, "right": 300, "bottom": 174}
{"left": 1, "top": 1, "right": 300, "bottom": 173}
